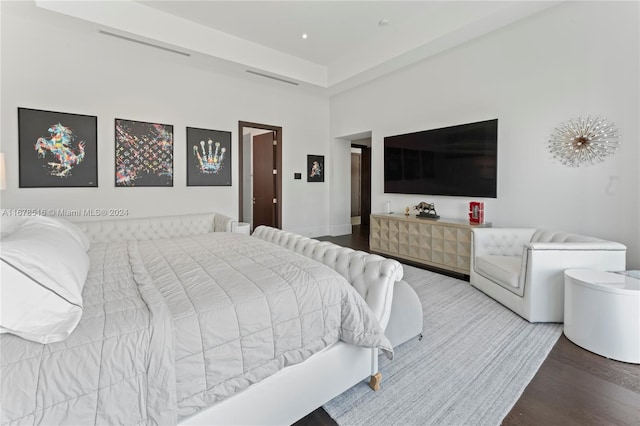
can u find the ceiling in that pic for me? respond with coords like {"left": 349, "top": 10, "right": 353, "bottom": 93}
{"left": 35, "top": 1, "right": 560, "bottom": 94}
{"left": 138, "top": 1, "right": 443, "bottom": 66}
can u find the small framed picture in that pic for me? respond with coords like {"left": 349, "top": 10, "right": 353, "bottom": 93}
{"left": 18, "top": 107, "right": 98, "bottom": 188}
{"left": 307, "top": 155, "right": 324, "bottom": 182}
{"left": 115, "top": 118, "right": 173, "bottom": 187}
{"left": 186, "top": 127, "right": 232, "bottom": 186}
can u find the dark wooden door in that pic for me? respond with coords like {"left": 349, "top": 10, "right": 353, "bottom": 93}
{"left": 252, "top": 132, "right": 276, "bottom": 228}
{"left": 351, "top": 153, "right": 361, "bottom": 216}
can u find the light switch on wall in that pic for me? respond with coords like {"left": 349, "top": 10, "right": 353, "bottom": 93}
{"left": 605, "top": 175, "right": 619, "bottom": 195}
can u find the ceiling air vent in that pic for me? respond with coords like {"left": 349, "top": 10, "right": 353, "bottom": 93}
{"left": 99, "top": 30, "right": 191, "bottom": 57}
{"left": 246, "top": 70, "right": 299, "bottom": 86}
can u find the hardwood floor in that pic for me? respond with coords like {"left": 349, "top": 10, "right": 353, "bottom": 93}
{"left": 294, "top": 225, "right": 640, "bottom": 426}
{"left": 504, "top": 335, "right": 640, "bottom": 426}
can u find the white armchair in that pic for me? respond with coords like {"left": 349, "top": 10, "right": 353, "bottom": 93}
{"left": 470, "top": 228, "right": 626, "bottom": 322}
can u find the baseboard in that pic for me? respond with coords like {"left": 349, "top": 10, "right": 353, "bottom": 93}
{"left": 285, "top": 226, "right": 331, "bottom": 239}
{"left": 282, "top": 224, "right": 351, "bottom": 239}
{"left": 330, "top": 224, "right": 352, "bottom": 236}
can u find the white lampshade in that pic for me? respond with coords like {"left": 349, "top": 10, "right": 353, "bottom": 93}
{"left": 0, "top": 153, "right": 6, "bottom": 190}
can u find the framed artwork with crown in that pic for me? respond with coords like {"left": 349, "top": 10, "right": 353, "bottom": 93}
{"left": 186, "top": 127, "right": 232, "bottom": 186}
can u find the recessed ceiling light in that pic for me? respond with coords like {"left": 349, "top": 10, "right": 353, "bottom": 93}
{"left": 378, "top": 19, "right": 389, "bottom": 27}
{"left": 302, "top": 33, "right": 308, "bottom": 39}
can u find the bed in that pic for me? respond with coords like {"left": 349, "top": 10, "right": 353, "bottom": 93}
{"left": 0, "top": 213, "right": 404, "bottom": 425}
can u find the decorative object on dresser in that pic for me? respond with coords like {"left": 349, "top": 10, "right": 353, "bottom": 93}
{"left": 18, "top": 107, "right": 98, "bottom": 188}
{"left": 186, "top": 127, "right": 231, "bottom": 186}
{"left": 470, "top": 228, "right": 627, "bottom": 322}
{"left": 548, "top": 115, "right": 620, "bottom": 167}
{"left": 370, "top": 213, "right": 490, "bottom": 276}
{"left": 468, "top": 201, "right": 484, "bottom": 224}
{"left": 414, "top": 201, "right": 439, "bottom": 219}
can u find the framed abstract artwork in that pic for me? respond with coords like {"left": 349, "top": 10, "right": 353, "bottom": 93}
{"left": 307, "top": 154, "right": 324, "bottom": 182}
{"left": 186, "top": 127, "right": 231, "bottom": 186}
{"left": 115, "top": 118, "right": 173, "bottom": 187}
{"left": 18, "top": 107, "right": 98, "bottom": 188}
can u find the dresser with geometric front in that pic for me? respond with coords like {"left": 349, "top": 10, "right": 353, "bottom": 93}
{"left": 370, "top": 213, "right": 491, "bottom": 276}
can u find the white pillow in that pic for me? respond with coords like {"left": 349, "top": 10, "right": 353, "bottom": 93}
{"left": 0, "top": 216, "right": 25, "bottom": 239}
{"left": 0, "top": 216, "right": 90, "bottom": 251}
{"left": 0, "top": 217, "right": 90, "bottom": 344}
{"left": 34, "top": 216, "right": 91, "bottom": 251}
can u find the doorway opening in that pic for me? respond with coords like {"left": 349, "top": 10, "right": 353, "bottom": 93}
{"left": 238, "top": 121, "right": 282, "bottom": 231}
{"left": 351, "top": 140, "right": 371, "bottom": 230}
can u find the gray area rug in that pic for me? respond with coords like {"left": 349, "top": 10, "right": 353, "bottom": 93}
{"left": 324, "top": 264, "right": 562, "bottom": 426}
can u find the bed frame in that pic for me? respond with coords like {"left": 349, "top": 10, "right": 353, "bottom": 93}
{"left": 182, "top": 342, "right": 377, "bottom": 425}
{"left": 76, "top": 214, "right": 405, "bottom": 425}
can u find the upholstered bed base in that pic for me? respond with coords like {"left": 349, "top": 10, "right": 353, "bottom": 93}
{"left": 252, "top": 225, "right": 401, "bottom": 330}
{"left": 182, "top": 342, "right": 375, "bottom": 425}
{"left": 253, "top": 225, "right": 424, "bottom": 349}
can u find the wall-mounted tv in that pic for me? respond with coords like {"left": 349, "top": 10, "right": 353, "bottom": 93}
{"left": 384, "top": 119, "right": 497, "bottom": 198}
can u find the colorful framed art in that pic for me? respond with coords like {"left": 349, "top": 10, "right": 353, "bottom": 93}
{"left": 307, "top": 154, "right": 324, "bottom": 182}
{"left": 18, "top": 107, "right": 98, "bottom": 188}
{"left": 115, "top": 118, "right": 173, "bottom": 187}
{"left": 186, "top": 127, "right": 232, "bottom": 186}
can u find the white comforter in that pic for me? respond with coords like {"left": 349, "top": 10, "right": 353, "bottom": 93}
{"left": 1, "top": 232, "right": 392, "bottom": 424}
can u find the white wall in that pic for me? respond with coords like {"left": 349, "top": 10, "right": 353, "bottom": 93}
{"left": 329, "top": 137, "right": 352, "bottom": 235}
{"left": 330, "top": 1, "right": 640, "bottom": 268}
{"left": 0, "top": 2, "right": 330, "bottom": 236}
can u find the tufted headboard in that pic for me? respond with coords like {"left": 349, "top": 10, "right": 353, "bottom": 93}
{"left": 252, "top": 225, "right": 403, "bottom": 329}
{"left": 76, "top": 213, "right": 234, "bottom": 244}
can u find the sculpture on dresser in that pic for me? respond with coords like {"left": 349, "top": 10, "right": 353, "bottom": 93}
{"left": 414, "top": 202, "right": 440, "bottom": 219}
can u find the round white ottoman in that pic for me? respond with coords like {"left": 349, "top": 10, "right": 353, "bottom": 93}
{"left": 564, "top": 269, "right": 640, "bottom": 364}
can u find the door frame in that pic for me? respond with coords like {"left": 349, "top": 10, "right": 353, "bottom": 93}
{"left": 238, "top": 121, "right": 282, "bottom": 229}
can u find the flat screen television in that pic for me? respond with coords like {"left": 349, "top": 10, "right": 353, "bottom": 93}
{"left": 384, "top": 119, "right": 497, "bottom": 198}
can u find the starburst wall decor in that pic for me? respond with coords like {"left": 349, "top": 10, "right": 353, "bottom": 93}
{"left": 548, "top": 116, "right": 620, "bottom": 167}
